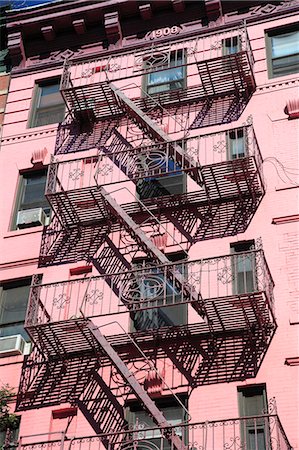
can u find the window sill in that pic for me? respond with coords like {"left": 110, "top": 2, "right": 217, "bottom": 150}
{"left": 266, "top": 72, "right": 299, "bottom": 83}
{"left": 26, "top": 122, "right": 61, "bottom": 131}
{"left": 4, "top": 226, "right": 43, "bottom": 239}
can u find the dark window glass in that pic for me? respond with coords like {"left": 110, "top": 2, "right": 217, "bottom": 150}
{"left": 137, "top": 141, "right": 186, "bottom": 200}
{"left": 14, "top": 170, "right": 50, "bottom": 230}
{"left": 30, "top": 80, "right": 65, "bottom": 128}
{"left": 231, "top": 241, "right": 255, "bottom": 294}
{"left": 132, "top": 254, "right": 187, "bottom": 331}
{"left": 223, "top": 36, "right": 240, "bottom": 55}
{"left": 146, "top": 50, "right": 185, "bottom": 95}
{"left": 267, "top": 27, "right": 299, "bottom": 77}
{"left": 227, "top": 129, "right": 246, "bottom": 159}
{"left": 238, "top": 385, "right": 268, "bottom": 450}
{"left": 128, "top": 398, "right": 187, "bottom": 450}
{"left": 0, "top": 278, "right": 31, "bottom": 341}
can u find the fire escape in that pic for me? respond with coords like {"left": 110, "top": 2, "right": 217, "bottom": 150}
{"left": 17, "top": 26, "right": 277, "bottom": 448}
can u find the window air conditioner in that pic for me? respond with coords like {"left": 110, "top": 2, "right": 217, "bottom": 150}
{"left": 0, "top": 335, "right": 26, "bottom": 357}
{"left": 16, "top": 207, "right": 46, "bottom": 229}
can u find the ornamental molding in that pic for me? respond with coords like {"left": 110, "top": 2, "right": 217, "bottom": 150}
{"left": 27, "top": 48, "right": 83, "bottom": 68}
{"left": 256, "top": 78, "right": 299, "bottom": 94}
{"left": 1, "top": 127, "right": 57, "bottom": 145}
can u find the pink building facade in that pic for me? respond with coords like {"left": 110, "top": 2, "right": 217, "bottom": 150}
{"left": 0, "top": 0, "right": 298, "bottom": 448}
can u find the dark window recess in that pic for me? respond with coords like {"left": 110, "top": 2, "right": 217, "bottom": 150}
{"left": 267, "top": 27, "right": 299, "bottom": 78}
{"left": 131, "top": 253, "right": 187, "bottom": 332}
{"left": 231, "top": 240, "right": 255, "bottom": 294}
{"left": 0, "top": 278, "right": 31, "bottom": 341}
{"left": 30, "top": 79, "right": 65, "bottom": 128}
{"left": 145, "top": 50, "right": 185, "bottom": 95}
{"left": 238, "top": 385, "right": 268, "bottom": 450}
{"left": 0, "top": 422, "right": 20, "bottom": 449}
{"left": 227, "top": 128, "right": 247, "bottom": 159}
{"left": 137, "top": 141, "right": 186, "bottom": 200}
{"left": 128, "top": 397, "right": 188, "bottom": 450}
{"left": 222, "top": 36, "right": 241, "bottom": 55}
{"left": 14, "top": 170, "right": 50, "bottom": 230}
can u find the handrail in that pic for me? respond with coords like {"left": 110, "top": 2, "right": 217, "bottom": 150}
{"left": 17, "top": 413, "right": 292, "bottom": 449}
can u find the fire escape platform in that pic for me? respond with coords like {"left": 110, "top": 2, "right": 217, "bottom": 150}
{"left": 45, "top": 156, "right": 263, "bottom": 228}
{"left": 18, "top": 291, "right": 275, "bottom": 411}
{"left": 62, "top": 81, "right": 123, "bottom": 121}
{"left": 25, "top": 291, "right": 274, "bottom": 360}
{"left": 196, "top": 51, "right": 255, "bottom": 97}
{"left": 61, "top": 52, "right": 255, "bottom": 123}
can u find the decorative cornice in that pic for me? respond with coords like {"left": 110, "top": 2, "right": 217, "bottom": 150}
{"left": 7, "top": 31, "right": 25, "bottom": 66}
{"left": 7, "top": 1, "right": 299, "bottom": 75}
{"left": 204, "top": 0, "right": 222, "bottom": 21}
{"left": 256, "top": 78, "right": 299, "bottom": 93}
{"left": 172, "top": 0, "right": 185, "bottom": 13}
{"left": 73, "top": 19, "right": 86, "bottom": 35}
{"left": 41, "top": 25, "right": 56, "bottom": 41}
{"left": 104, "top": 11, "right": 122, "bottom": 45}
{"left": 139, "top": 4, "right": 153, "bottom": 21}
{"left": 1, "top": 126, "right": 57, "bottom": 145}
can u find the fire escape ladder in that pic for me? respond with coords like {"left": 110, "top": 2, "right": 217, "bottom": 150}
{"left": 77, "top": 369, "right": 127, "bottom": 444}
{"left": 87, "top": 321, "right": 187, "bottom": 450}
{"left": 110, "top": 84, "right": 202, "bottom": 186}
{"left": 91, "top": 236, "right": 131, "bottom": 298}
{"left": 99, "top": 187, "right": 203, "bottom": 316}
{"left": 100, "top": 129, "right": 136, "bottom": 179}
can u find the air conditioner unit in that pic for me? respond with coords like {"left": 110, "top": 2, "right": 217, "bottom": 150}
{"left": 0, "top": 335, "right": 26, "bottom": 357}
{"left": 16, "top": 207, "right": 46, "bottom": 229}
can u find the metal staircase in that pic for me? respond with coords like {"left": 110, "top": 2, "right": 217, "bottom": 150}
{"left": 16, "top": 26, "right": 278, "bottom": 447}
{"left": 87, "top": 322, "right": 187, "bottom": 450}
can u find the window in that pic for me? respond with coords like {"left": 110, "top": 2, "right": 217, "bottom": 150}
{"left": 136, "top": 142, "right": 187, "bottom": 200}
{"left": 30, "top": 79, "right": 65, "bottom": 128}
{"left": 128, "top": 397, "right": 187, "bottom": 450}
{"left": 0, "top": 424, "right": 20, "bottom": 449}
{"left": 13, "top": 170, "right": 50, "bottom": 230}
{"left": 266, "top": 26, "right": 299, "bottom": 78}
{"left": 0, "top": 278, "right": 31, "bottom": 341}
{"left": 222, "top": 36, "right": 241, "bottom": 55}
{"left": 131, "top": 253, "right": 187, "bottom": 332}
{"left": 238, "top": 385, "right": 268, "bottom": 450}
{"left": 231, "top": 240, "right": 255, "bottom": 294}
{"left": 145, "top": 50, "right": 185, "bottom": 95}
{"left": 227, "top": 128, "right": 246, "bottom": 160}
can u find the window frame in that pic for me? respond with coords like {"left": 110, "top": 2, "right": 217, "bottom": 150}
{"left": 226, "top": 127, "right": 247, "bottom": 160}
{"left": 11, "top": 169, "right": 50, "bottom": 231}
{"left": 28, "top": 77, "right": 65, "bottom": 128}
{"left": 265, "top": 25, "right": 299, "bottom": 79}
{"left": 143, "top": 49, "right": 186, "bottom": 96}
{"left": 137, "top": 140, "right": 187, "bottom": 201}
{"left": 127, "top": 395, "right": 188, "bottom": 447}
{"left": 130, "top": 252, "right": 188, "bottom": 332}
{"left": 238, "top": 384, "right": 268, "bottom": 450}
{"left": 222, "top": 36, "right": 241, "bottom": 56}
{"left": 0, "top": 423, "right": 20, "bottom": 449}
{"left": 230, "top": 240, "right": 256, "bottom": 295}
{"left": 0, "top": 277, "right": 32, "bottom": 342}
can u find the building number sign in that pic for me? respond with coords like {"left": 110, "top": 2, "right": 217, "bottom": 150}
{"left": 147, "top": 26, "right": 181, "bottom": 40}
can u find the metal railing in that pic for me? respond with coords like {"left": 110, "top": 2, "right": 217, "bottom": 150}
{"left": 61, "top": 26, "right": 253, "bottom": 92}
{"left": 26, "top": 249, "right": 274, "bottom": 327}
{"left": 17, "top": 413, "right": 292, "bottom": 449}
{"left": 46, "top": 125, "right": 262, "bottom": 195}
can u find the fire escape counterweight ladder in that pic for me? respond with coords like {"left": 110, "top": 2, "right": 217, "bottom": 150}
{"left": 109, "top": 84, "right": 203, "bottom": 186}
{"left": 87, "top": 321, "right": 187, "bottom": 450}
{"left": 99, "top": 187, "right": 204, "bottom": 317}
